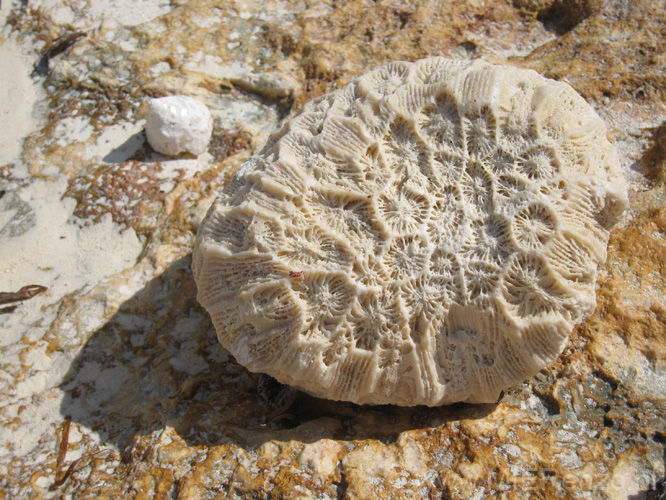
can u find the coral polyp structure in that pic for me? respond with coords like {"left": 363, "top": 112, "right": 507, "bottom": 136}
{"left": 193, "top": 58, "right": 627, "bottom": 406}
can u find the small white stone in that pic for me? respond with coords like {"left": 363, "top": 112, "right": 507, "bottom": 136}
{"left": 145, "top": 95, "right": 213, "bottom": 156}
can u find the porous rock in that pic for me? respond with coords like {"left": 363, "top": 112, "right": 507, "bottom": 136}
{"left": 145, "top": 95, "right": 213, "bottom": 156}
{"left": 193, "top": 57, "right": 627, "bottom": 406}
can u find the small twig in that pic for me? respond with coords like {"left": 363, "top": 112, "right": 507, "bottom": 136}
{"left": 50, "top": 417, "right": 117, "bottom": 492}
{"left": 49, "top": 449, "right": 113, "bottom": 491}
{"left": 261, "top": 390, "right": 299, "bottom": 426}
{"left": 0, "top": 285, "right": 47, "bottom": 305}
{"left": 50, "top": 417, "right": 71, "bottom": 490}
{"left": 32, "top": 31, "right": 86, "bottom": 78}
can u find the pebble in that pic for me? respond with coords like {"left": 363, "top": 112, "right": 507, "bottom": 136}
{"left": 145, "top": 95, "right": 213, "bottom": 156}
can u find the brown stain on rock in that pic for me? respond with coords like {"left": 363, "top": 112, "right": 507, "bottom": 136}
{"left": 587, "top": 206, "right": 666, "bottom": 378}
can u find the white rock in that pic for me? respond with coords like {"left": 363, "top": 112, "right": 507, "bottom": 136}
{"left": 145, "top": 95, "right": 213, "bottom": 156}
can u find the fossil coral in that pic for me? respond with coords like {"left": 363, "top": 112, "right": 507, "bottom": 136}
{"left": 193, "top": 58, "right": 627, "bottom": 406}
{"left": 145, "top": 95, "right": 213, "bottom": 156}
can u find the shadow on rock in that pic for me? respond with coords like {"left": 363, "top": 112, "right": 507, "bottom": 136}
{"left": 60, "top": 254, "right": 496, "bottom": 452}
{"left": 102, "top": 131, "right": 148, "bottom": 164}
{"left": 102, "top": 130, "right": 203, "bottom": 165}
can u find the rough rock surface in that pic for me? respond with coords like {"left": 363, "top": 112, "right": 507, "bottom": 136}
{"left": 0, "top": 0, "right": 664, "bottom": 498}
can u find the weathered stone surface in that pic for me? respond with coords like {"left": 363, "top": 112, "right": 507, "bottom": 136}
{"left": 0, "top": 0, "right": 664, "bottom": 498}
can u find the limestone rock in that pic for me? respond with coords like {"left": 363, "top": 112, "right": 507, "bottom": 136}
{"left": 2, "top": 0, "right": 664, "bottom": 497}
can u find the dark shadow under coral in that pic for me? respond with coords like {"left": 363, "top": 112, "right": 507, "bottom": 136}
{"left": 59, "top": 254, "right": 496, "bottom": 452}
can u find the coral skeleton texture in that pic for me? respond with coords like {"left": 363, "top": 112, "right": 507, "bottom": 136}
{"left": 193, "top": 58, "right": 627, "bottom": 406}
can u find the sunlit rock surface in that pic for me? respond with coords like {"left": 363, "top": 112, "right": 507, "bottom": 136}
{"left": 0, "top": 0, "right": 664, "bottom": 498}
